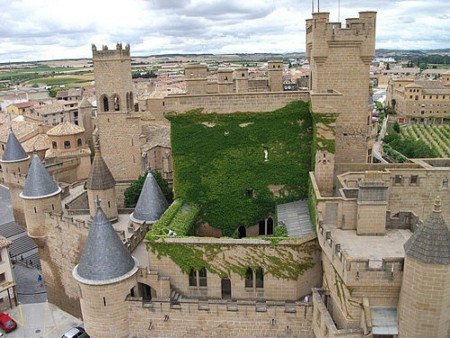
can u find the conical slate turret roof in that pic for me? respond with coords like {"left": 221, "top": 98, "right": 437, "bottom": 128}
{"left": 75, "top": 202, "right": 136, "bottom": 282}
{"left": 404, "top": 197, "right": 450, "bottom": 265}
{"left": 1, "top": 129, "right": 29, "bottom": 162}
{"left": 130, "top": 172, "right": 168, "bottom": 223}
{"left": 20, "top": 155, "right": 61, "bottom": 199}
{"left": 86, "top": 145, "right": 115, "bottom": 190}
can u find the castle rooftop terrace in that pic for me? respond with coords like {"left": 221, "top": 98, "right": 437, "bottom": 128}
{"left": 325, "top": 226, "right": 411, "bottom": 262}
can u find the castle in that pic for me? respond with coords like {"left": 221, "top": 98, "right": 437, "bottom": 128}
{"left": 1, "top": 9, "right": 450, "bottom": 338}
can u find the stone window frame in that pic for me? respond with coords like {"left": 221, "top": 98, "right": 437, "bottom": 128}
{"left": 410, "top": 175, "right": 419, "bottom": 185}
{"left": 188, "top": 267, "right": 207, "bottom": 288}
{"left": 393, "top": 175, "right": 403, "bottom": 185}
{"left": 245, "top": 267, "right": 264, "bottom": 290}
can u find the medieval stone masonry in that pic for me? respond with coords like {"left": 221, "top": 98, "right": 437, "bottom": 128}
{"left": 1, "top": 7, "right": 450, "bottom": 338}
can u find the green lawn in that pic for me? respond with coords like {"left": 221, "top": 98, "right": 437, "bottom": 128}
{"left": 168, "top": 101, "right": 312, "bottom": 236}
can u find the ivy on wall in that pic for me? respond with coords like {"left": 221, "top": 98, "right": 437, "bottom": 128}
{"left": 147, "top": 238, "right": 319, "bottom": 280}
{"left": 167, "top": 101, "right": 313, "bottom": 236}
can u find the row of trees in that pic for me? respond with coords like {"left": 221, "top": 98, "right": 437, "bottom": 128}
{"left": 383, "top": 122, "right": 436, "bottom": 159}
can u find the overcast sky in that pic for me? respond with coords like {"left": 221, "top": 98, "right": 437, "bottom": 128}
{"left": 0, "top": 0, "right": 449, "bottom": 62}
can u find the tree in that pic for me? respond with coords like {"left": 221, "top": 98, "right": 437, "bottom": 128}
{"left": 393, "top": 122, "right": 400, "bottom": 133}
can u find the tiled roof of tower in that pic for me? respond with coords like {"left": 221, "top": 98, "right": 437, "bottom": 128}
{"left": 47, "top": 121, "right": 85, "bottom": 136}
{"left": 76, "top": 204, "right": 136, "bottom": 281}
{"left": 86, "top": 146, "right": 115, "bottom": 190}
{"left": 20, "top": 155, "right": 61, "bottom": 199}
{"left": 1, "top": 129, "right": 29, "bottom": 162}
{"left": 404, "top": 197, "right": 450, "bottom": 265}
{"left": 130, "top": 172, "right": 168, "bottom": 223}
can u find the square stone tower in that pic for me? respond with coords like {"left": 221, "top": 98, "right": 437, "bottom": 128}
{"left": 307, "top": 11, "right": 377, "bottom": 194}
{"left": 92, "top": 44, "right": 142, "bottom": 181}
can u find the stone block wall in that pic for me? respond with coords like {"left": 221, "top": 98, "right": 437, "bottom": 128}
{"left": 127, "top": 298, "right": 315, "bottom": 338}
{"left": 164, "top": 91, "right": 309, "bottom": 114}
{"left": 97, "top": 113, "right": 142, "bottom": 181}
{"left": 40, "top": 212, "right": 89, "bottom": 317}
{"left": 148, "top": 236, "right": 322, "bottom": 302}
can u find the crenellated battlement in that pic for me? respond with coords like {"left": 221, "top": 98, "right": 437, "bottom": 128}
{"left": 306, "top": 11, "right": 376, "bottom": 62}
{"left": 92, "top": 43, "right": 131, "bottom": 59}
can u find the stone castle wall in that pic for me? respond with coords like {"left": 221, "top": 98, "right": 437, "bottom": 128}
{"left": 40, "top": 212, "right": 89, "bottom": 317}
{"left": 163, "top": 91, "right": 309, "bottom": 114}
{"left": 148, "top": 236, "right": 322, "bottom": 302}
{"left": 127, "top": 298, "right": 314, "bottom": 338}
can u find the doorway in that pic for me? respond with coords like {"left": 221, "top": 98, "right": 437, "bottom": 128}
{"left": 237, "top": 226, "right": 246, "bottom": 238}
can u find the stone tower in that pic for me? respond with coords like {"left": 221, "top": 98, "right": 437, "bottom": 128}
{"left": 73, "top": 201, "right": 138, "bottom": 338}
{"left": 77, "top": 97, "right": 94, "bottom": 150}
{"left": 19, "top": 155, "right": 62, "bottom": 240}
{"left": 267, "top": 60, "right": 283, "bottom": 92}
{"left": 398, "top": 197, "right": 450, "bottom": 337}
{"left": 184, "top": 63, "right": 208, "bottom": 94}
{"left": 129, "top": 172, "right": 168, "bottom": 226}
{"left": 0, "top": 128, "right": 30, "bottom": 226}
{"left": 86, "top": 142, "right": 118, "bottom": 221}
{"left": 306, "top": 11, "right": 377, "bottom": 194}
{"left": 217, "top": 69, "right": 234, "bottom": 94}
{"left": 234, "top": 67, "right": 249, "bottom": 93}
{"left": 92, "top": 43, "right": 142, "bottom": 181}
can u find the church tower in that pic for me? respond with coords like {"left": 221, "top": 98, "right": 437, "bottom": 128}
{"left": 19, "top": 155, "right": 62, "bottom": 240}
{"left": 86, "top": 142, "right": 118, "bottom": 221}
{"left": 306, "top": 11, "right": 376, "bottom": 194}
{"left": 73, "top": 200, "right": 138, "bottom": 338}
{"left": 0, "top": 128, "right": 30, "bottom": 226}
{"left": 92, "top": 43, "right": 142, "bottom": 181}
{"left": 398, "top": 197, "right": 450, "bottom": 337}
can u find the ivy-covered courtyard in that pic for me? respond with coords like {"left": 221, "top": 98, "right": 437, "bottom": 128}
{"left": 168, "top": 101, "right": 312, "bottom": 236}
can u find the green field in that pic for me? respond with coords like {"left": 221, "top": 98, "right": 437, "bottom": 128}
{"left": 0, "top": 65, "right": 91, "bottom": 85}
{"left": 168, "top": 101, "right": 312, "bottom": 236}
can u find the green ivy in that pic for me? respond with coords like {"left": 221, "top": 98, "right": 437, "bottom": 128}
{"left": 168, "top": 101, "right": 312, "bottom": 236}
{"left": 148, "top": 239, "right": 319, "bottom": 280}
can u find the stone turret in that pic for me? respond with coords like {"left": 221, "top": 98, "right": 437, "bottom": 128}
{"left": 267, "top": 60, "right": 283, "bottom": 92}
{"left": 398, "top": 197, "right": 450, "bottom": 337}
{"left": 73, "top": 199, "right": 138, "bottom": 338}
{"left": 0, "top": 128, "right": 30, "bottom": 226}
{"left": 78, "top": 97, "right": 94, "bottom": 150}
{"left": 129, "top": 172, "right": 168, "bottom": 226}
{"left": 234, "top": 67, "right": 249, "bottom": 93}
{"left": 86, "top": 142, "right": 118, "bottom": 221}
{"left": 184, "top": 63, "right": 208, "bottom": 95}
{"left": 19, "top": 155, "right": 62, "bottom": 239}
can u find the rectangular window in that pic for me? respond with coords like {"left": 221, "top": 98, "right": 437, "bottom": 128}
{"left": 255, "top": 268, "right": 264, "bottom": 288}
{"left": 198, "top": 268, "right": 207, "bottom": 287}
{"left": 245, "top": 268, "right": 253, "bottom": 288}
{"left": 0, "top": 273, "right": 5, "bottom": 283}
{"left": 410, "top": 175, "right": 418, "bottom": 185}
{"left": 394, "top": 175, "right": 403, "bottom": 184}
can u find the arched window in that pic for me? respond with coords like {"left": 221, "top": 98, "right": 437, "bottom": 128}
{"left": 64, "top": 141, "right": 71, "bottom": 149}
{"left": 126, "top": 92, "right": 130, "bottom": 110}
{"left": 245, "top": 268, "right": 253, "bottom": 288}
{"left": 134, "top": 103, "right": 139, "bottom": 112}
{"left": 189, "top": 268, "right": 196, "bottom": 286}
{"left": 52, "top": 141, "right": 57, "bottom": 149}
{"left": 102, "top": 95, "right": 109, "bottom": 112}
{"left": 130, "top": 92, "right": 134, "bottom": 109}
{"left": 77, "top": 138, "right": 82, "bottom": 147}
{"left": 199, "top": 267, "right": 207, "bottom": 287}
{"left": 113, "top": 95, "right": 120, "bottom": 111}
